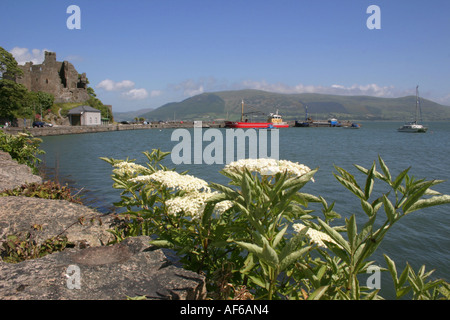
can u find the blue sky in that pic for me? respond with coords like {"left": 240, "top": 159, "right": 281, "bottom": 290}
{"left": 2, "top": 0, "right": 450, "bottom": 112}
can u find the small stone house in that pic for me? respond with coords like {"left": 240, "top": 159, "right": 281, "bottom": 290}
{"left": 67, "top": 106, "right": 102, "bottom": 126}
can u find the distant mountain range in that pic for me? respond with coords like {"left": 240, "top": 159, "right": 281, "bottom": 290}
{"left": 118, "top": 89, "right": 450, "bottom": 122}
{"left": 113, "top": 108, "right": 154, "bottom": 122}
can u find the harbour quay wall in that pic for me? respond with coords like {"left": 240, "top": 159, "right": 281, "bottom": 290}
{"left": 1, "top": 121, "right": 228, "bottom": 137}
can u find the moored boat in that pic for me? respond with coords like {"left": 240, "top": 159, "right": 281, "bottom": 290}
{"left": 398, "top": 86, "right": 428, "bottom": 133}
{"left": 343, "top": 123, "right": 361, "bottom": 129}
{"left": 225, "top": 100, "right": 289, "bottom": 129}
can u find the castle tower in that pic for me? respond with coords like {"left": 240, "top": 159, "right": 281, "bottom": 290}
{"left": 15, "top": 51, "right": 90, "bottom": 103}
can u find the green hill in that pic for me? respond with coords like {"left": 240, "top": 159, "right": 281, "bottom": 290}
{"left": 140, "top": 89, "right": 450, "bottom": 122}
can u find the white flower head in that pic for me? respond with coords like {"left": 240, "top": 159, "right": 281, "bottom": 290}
{"left": 293, "top": 223, "right": 339, "bottom": 248}
{"left": 225, "top": 158, "right": 314, "bottom": 180}
{"left": 130, "top": 170, "right": 210, "bottom": 192}
{"left": 166, "top": 190, "right": 233, "bottom": 220}
{"left": 113, "top": 161, "right": 149, "bottom": 176}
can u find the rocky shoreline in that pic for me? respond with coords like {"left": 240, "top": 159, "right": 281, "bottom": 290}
{"left": 0, "top": 151, "right": 206, "bottom": 300}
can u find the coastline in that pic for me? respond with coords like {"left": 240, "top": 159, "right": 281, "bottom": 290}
{"left": 0, "top": 122, "right": 223, "bottom": 137}
{"left": 0, "top": 121, "right": 298, "bottom": 137}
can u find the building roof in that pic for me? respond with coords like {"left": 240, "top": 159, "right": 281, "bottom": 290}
{"left": 67, "top": 105, "right": 101, "bottom": 115}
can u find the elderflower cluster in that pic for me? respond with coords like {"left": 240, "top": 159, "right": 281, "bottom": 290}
{"left": 129, "top": 170, "right": 233, "bottom": 220}
{"left": 293, "top": 223, "right": 338, "bottom": 248}
{"left": 129, "top": 170, "right": 210, "bottom": 192}
{"left": 224, "top": 158, "right": 313, "bottom": 180}
{"left": 166, "top": 191, "right": 233, "bottom": 220}
{"left": 113, "top": 161, "right": 149, "bottom": 176}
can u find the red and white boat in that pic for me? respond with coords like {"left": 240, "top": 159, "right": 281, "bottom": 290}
{"left": 225, "top": 100, "right": 289, "bottom": 129}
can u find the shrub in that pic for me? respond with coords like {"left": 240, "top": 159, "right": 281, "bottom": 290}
{"left": 0, "top": 180, "right": 83, "bottom": 204}
{"left": 0, "top": 130, "right": 44, "bottom": 174}
{"left": 103, "top": 150, "right": 450, "bottom": 300}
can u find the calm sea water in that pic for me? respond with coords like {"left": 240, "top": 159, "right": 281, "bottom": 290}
{"left": 39, "top": 121, "right": 450, "bottom": 297}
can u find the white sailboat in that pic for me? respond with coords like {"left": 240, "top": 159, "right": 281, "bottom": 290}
{"left": 398, "top": 86, "right": 428, "bottom": 133}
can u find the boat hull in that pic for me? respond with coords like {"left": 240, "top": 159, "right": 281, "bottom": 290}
{"left": 398, "top": 123, "right": 428, "bottom": 133}
{"left": 225, "top": 121, "right": 289, "bottom": 129}
{"left": 398, "top": 127, "right": 428, "bottom": 133}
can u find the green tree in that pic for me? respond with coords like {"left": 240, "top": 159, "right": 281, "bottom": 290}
{"left": 0, "top": 46, "right": 23, "bottom": 80}
{"left": 0, "top": 47, "right": 27, "bottom": 119}
{"left": 0, "top": 79, "right": 28, "bottom": 119}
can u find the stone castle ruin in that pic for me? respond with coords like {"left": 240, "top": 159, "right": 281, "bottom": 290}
{"left": 15, "top": 51, "right": 90, "bottom": 103}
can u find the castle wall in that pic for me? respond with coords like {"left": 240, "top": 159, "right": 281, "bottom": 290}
{"left": 15, "top": 52, "right": 89, "bottom": 103}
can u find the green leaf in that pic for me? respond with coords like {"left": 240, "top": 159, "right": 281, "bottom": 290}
{"left": 360, "top": 199, "right": 374, "bottom": 217}
{"left": 279, "top": 226, "right": 307, "bottom": 262}
{"left": 384, "top": 254, "right": 398, "bottom": 287}
{"left": 249, "top": 275, "right": 269, "bottom": 290}
{"left": 280, "top": 246, "right": 310, "bottom": 272}
{"left": 378, "top": 156, "right": 391, "bottom": 182}
{"left": 317, "top": 219, "right": 351, "bottom": 253}
{"left": 261, "top": 238, "right": 279, "bottom": 269}
{"left": 402, "top": 181, "right": 436, "bottom": 214}
{"left": 272, "top": 225, "right": 288, "bottom": 248}
{"left": 364, "top": 162, "right": 376, "bottom": 200}
{"left": 334, "top": 173, "right": 365, "bottom": 200}
{"left": 307, "top": 286, "right": 330, "bottom": 300}
{"left": 382, "top": 195, "right": 397, "bottom": 223}
{"left": 149, "top": 239, "right": 174, "bottom": 248}
{"left": 392, "top": 167, "right": 411, "bottom": 190}
{"left": 235, "top": 241, "right": 263, "bottom": 256}
{"left": 346, "top": 215, "right": 357, "bottom": 252}
{"left": 404, "top": 194, "right": 450, "bottom": 214}
{"left": 241, "top": 253, "right": 256, "bottom": 274}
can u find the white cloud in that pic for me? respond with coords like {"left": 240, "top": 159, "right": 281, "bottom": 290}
{"left": 96, "top": 79, "right": 135, "bottom": 91}
{"left": 122, "top": 88, "right": 149, "bottom": 100}
{"left": 10, "top": 47, "right": 50, "bottom": 65}
{"left": 239, "top": 80, "right": 399, "bottom": 98}
{"left": 96, "top": 79, "right": 152, "bottom": 100}
{"left": 150, "top": 90, "right": 162, "bottom": 97}
{"left": 170, "top": 79, "right": 205, "bottom": 96}
{"left": 437, "top": 94, "right": 450, "bottom": 106}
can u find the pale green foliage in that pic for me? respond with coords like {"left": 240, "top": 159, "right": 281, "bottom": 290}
{"left": 103, "top": 150, "right": 449, "bottom": 300}
{"left": 0, "top": 131, "right": 44, "bottom": 174}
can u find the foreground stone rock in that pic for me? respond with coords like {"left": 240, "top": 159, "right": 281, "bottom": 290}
{"left": 0, "top": 196, "right": 114, "bottom": 248}
{"left": 0, "top": 236, "right": 206, "bottom": 300}
{"left": 0, "top": 151, "right": 42, "bottom": 191}
{"left": 0, "top": 151, "right": 207, "bottom": 300}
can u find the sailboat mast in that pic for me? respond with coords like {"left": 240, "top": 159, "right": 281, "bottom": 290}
{"left": 241, "top": 100, "right": 244, "bottom": 122}
{"left": 415, "top": 85, "right": 419, "bottom": 123}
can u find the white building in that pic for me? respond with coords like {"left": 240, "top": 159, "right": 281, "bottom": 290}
{"left": 67, "top": 105, "right": 102, "bottom": 126}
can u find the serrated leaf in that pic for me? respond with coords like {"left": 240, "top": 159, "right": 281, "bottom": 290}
{"left": 307, "top": 285, "right": 329, "bottom": 300}
{"left": 392, "top": 167, "right": 410, "bottom": 190}
{"left": 261, "top": 238, "right": 279, "bottom": 268}
{"left": 334, "top": 174, "right": 366, "bottom": 200}
{"left": 382, "top": 195, "right": 397, "bottom": 223}
{"left": 404, "top": 194, "right": 450, "bottom": 214}
{"left": 317, "top": 219, "right": 351, "bottom": 253}
{"left": 280, "top": 246, "right": 310, "bottom": 271}
{"left": 402, "top": 181, "right": 435, "bottom": 213}
{"left": 346, "top": 215, "right": 357, "bottom": 252}
{"left": 384, "top": 254, "right": 398, "bottom": 287}
{"left": 235, "top": 241, "right": 263, "bottom": 256}
{"left": 272, "top": 225, "right": 288, "bottom": 248}
{"left": 378, "top": 156, "right": 391, "bottom": 182}
{"left": 249, "top": 275, "right": 269, "bottom": 290}
{"left": 364, "top": 162, "right": 376, "bottom": 200}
